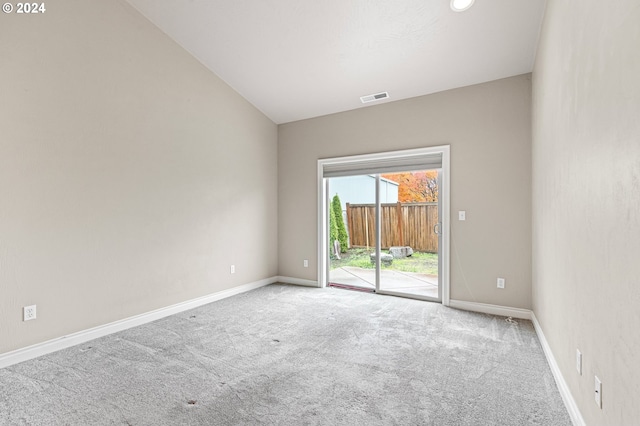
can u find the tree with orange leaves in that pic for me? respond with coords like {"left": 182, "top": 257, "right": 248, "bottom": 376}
{"left": 382, "top": 171, "right": 438, "bottom": 202}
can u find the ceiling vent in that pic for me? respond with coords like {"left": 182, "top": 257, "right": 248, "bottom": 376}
{"left": 360, "top": 92, "right": 389, "bottom": 104}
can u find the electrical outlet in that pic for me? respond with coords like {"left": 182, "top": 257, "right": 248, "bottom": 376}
{"left": 576, "top": 349, "right": 582, "bottom": 375}
{"left": 23, "top": 305, "right": 37, "bottom": 321}
{"left": 230, "top": 265, "right": 235, "bottom": 274}
{"left": 303, "top": 259, "right": 309, "bottom": 268}
{"left": 595, "top": 376, "right": 602, "bottom": 408}
{"left": 458, "top": 211, "right": 466, "bottom": 221}
{"left": 497, "top": 278, "right": 505, "bottom": 289}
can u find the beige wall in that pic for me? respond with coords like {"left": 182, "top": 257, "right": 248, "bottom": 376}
{"left": 0, "top": 0, "right": 278, "bottom": 355}
{"left": 532, "top": 0, "right": 640, "bottom": 424}
{"left": 279, "top": 75, "right": 532, "bottom": 309}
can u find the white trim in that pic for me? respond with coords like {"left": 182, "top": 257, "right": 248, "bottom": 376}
{"left": 0, "top": 277, "right": 277, "bottom": 369}
{"left": 276, "top": 276, "right": 319, "bottom": 287}
{"left": 448, "top": 299, "right": 532, "bottom": 320}
{"left": 440, "top": 148, "right": 451, "bottom": 306}
{"left": 531, "top": 312, "right": 585, "bottom": 426}
{"left": 374, "top": 175, "right": 381, "bottom": 292}
{"left": 317, "top": 161, "right": 327, "bottom": 288}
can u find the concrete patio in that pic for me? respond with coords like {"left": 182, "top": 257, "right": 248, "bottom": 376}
{"left": 329, "top": 266, "right": 439, "bottom": 299}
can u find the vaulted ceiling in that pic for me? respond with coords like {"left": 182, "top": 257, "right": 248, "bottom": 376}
{"left": 126, "top": 0, "right": 546, "bottom": 124}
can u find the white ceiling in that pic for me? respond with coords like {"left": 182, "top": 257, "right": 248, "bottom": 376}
{"left": 125, "top": 0, "right": 546, "bottom": 124}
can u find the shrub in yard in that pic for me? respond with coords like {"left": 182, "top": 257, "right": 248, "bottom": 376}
{"left": 329, "top": 201, "right": 339, "bottom": 257}
{"left": 331, "top": 194, "right": 349, "bottom": 253}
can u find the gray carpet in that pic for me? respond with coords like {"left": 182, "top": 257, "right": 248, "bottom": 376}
{"left": 0, "top": 284, "right": 571, "bottom": 425}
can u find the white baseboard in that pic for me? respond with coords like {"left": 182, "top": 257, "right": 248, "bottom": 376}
{"left": 276, "top": 276, "right": 319, "bottom": 287}
{"left": 0, "top": 276, "right": 277, "bottom": 370}
{"left": 531, "top": 312, "right": 585, "bottom": 426}
{"left": 449, "top": 299, "right": 532, "bottom": 320}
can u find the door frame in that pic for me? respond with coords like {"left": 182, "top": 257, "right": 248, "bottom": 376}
{"left": 317, "top": 145, "right": 450, "bottom": 306}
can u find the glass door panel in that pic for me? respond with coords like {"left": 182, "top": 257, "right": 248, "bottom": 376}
{"left": 327, "top": 175, "right": 377, "bottom": 292}
{"left": 377, "top": 169, "right": 441, "bottom": 301}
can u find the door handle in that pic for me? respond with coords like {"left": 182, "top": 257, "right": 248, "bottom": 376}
{"left": 434, "top": 222, "right": 441, "bottom": 235}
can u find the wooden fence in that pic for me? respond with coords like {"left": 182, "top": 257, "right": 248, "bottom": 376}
{"left": 345, "top": 202, "right": 439, "bottom": 253}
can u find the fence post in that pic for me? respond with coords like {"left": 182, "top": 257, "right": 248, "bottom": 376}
{"left": 365, "top": 207, "right": 369, "bottom": 249}
{"left": 396, "top": 202, "right": 404, "bottom": 247}
{"left": 346, "top": 203, "right": 352, "bottom": 248}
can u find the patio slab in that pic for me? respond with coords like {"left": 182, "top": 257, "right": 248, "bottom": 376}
{"left": 329, "top": 266, "right": 439, "bottom": 299}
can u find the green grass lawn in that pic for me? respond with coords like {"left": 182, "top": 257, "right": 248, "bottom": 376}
{"left": 330, "top": 248, "right": 438, "bottom": 275}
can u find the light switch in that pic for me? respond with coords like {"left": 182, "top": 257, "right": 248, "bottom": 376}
{"left": 458, "top": 211, "right": 466, "bottom": 221}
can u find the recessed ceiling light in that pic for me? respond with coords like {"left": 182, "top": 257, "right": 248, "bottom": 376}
{"left": 451, "top": 0, "right": 475, "bottom": 12}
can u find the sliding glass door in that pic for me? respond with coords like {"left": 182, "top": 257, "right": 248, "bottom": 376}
{"left": 320, "top": 147, "right": 448, "bottom": 303}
